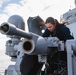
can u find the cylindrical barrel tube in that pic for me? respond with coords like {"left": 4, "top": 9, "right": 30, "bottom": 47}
{"left": 22, "top": 37, "right": 50, "bottom": 55}
{"left": 0, "top": 22, "right": 32, "bottom": 39}
{"left": 22, "top": 39, "right": 35, "bottom": 54}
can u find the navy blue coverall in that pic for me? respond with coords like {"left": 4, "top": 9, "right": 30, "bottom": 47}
{"left": 42, "top": 24, "right": 74, "bottom": 41}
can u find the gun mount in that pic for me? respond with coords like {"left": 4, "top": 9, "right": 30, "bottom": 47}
{"left": 0, "top": 15, "right": 76, "bottom": 75}
{"left": 0, "top": 22, "right": 59, "bottom": 55}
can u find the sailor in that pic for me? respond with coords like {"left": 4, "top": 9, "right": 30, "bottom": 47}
{"left": 42, "top": 17, "right": 74, "bottom": 41}
{"left": 42, "top": 17, "right": 74, "bottom": 75}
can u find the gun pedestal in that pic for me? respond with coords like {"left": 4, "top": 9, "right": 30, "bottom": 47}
{"left": 0, "top": 15, "right": 70, "bottom": 75}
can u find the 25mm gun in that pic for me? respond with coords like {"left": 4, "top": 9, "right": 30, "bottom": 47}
{"left": 0, "top": 15, "right": 76, "bottom": 75}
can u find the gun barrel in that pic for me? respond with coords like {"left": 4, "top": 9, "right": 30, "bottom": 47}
{"left": 22, "top": 37, "right": 53, "bottom": 55}
{"left": 22, "top": 39, "right": 35, "bottom": 54}
{"left": 0, "top": 22, "right": 32, "bottom": 39}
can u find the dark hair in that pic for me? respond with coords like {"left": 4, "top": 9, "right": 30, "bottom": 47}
{"left": 45, "top": 17, "right": 55, "bottom": 25}
{"left": 54, "top": 19, "right": 60, "bottom": 25}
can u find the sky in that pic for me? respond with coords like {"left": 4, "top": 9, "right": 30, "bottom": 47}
{"left": 0, "top": 0, "right": 75, "bottom": 25}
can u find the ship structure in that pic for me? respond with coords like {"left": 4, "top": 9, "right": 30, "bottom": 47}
{"left": 60, "top": 7, "right": 76, "bottom": 25}
{"left": 60, "top": 0, "right": 76, "bottom": 38}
